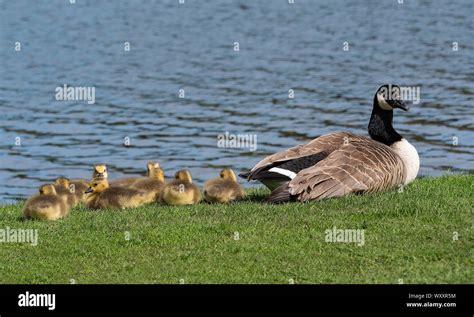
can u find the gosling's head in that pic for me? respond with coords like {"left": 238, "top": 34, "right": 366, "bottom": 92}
{"left": 54, "top": 177, "right": 71, "bottom": 189}
{"left": 219, "top": 168, "right": 237, "bottom": 181}
{"left": 375, "top": 84, "right": 409, "bottom": 112}
{"left": 39, "top": 184, "right": 57, "bottom": 195}
{"left": 147, "top": 161, "right": 165, "bottom": 182}
{"left": 85, "top": 178, "right": 109, "bottom": 194}
{"left": 175, "top": 170, "right": 193, "bottom": 183}
{"left": 93, "top": 164, "right": 108, "bottom": 179}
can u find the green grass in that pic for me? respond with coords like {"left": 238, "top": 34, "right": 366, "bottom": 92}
{"left": 0, "top": 175, "right": 472, "bottom": 284}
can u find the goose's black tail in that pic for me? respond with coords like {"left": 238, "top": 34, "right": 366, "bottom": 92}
{"left": 264, "top": 182, "right": 295, "bottom": 204}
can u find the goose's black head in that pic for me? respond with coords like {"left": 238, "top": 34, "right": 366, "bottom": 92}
{"left": 368, "top": 84, "right": 409, "bottom": 145}
{"left": 375, "top": 84, "right": 409, "bottom": 111}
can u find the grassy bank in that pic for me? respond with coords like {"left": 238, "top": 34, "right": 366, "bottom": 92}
{"left": 0, "top": 175, "right": 472, "bottom": 284}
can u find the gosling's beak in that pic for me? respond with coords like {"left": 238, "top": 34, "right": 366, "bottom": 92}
{"left": 85, "top": 187, "right": 93, "bottom": 194}
{"left": 390, "top": 99, "right": 409, "bottom": 111}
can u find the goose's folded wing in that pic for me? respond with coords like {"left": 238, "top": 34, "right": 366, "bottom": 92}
{"left": 245, "top": 132, "right": 353, "bottom": 179}
{"left": 288, "top": 141, "right": 406, "bottom": 201}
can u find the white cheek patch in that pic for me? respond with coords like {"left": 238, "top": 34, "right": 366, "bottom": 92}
{"left": 377, "top": 93, "right": 393, "bottom": 110}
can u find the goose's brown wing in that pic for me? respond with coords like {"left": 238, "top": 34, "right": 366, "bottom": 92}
{"left": 244, "top": 132, "right": 354, "bottom": 179}
{"left": 288, "top": 138, "right": 406, "bottom": 201}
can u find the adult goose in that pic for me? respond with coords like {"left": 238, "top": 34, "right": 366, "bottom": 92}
{"left": 240, "top": 84, "right": 420, "bottom": 203}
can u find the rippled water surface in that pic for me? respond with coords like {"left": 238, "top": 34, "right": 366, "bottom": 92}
{"left": 1, "top": 0, "right": 473, "bottom": 203}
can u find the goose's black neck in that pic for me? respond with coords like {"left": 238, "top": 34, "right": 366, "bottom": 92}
{"left": 368, "top": 95, "right": 403, "bottom": 146}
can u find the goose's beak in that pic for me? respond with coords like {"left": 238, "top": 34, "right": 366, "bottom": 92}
{"left": 390, "top": 99, "right": 409, "bottom": 111}
{"left": 85, "top": 187, "right": 93, "bottom": 194}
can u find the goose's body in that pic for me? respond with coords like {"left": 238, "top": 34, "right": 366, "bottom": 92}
{"left": 390, "top": 138, "right": 420, "bottom": 184}
{"left": 23, "top": 185, "right": 70, "bottom": 221}
{"left": 161, "top": 170, "right": 201, "bottom": 205}
{"left": 110, "top": 177, "right": 141, "bottom": 187}
{"left": 241, "top": 85, "right": 420, "bottom": 203}
{"left": 203, "top": 169, "right": 245, "bottom": 203}
{"left": 85, "top": 178, "right": 154, "bottom": 210}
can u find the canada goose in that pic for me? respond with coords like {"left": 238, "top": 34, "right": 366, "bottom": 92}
{"left": 84, "top": 178, "right": 155, "bottom": 210}
{"left": 203, "top": 168, "right": 245, "bottom": 203}
{"left": 161, "top": 170, "right": 201, "bottom": 205}
{"left": 23, "top": 184, "right": 70, "bottom": 220}
{"left": 131, "top": 161, "right": 166, "bottom": 202}
{"left": 240, "top": 84, "right": 420, "bottom": 203}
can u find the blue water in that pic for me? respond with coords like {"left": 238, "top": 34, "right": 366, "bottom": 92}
{"left": 1, "top": 0, "right": 473, "bottom": 203}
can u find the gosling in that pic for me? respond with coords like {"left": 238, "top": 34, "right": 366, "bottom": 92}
{"left": 85, "top": 178, "right": 154, "bottom": 210}
{"left": 203, "top": 168, "right": 244, "bottom": 203}
{"left": 23, "top": 184, "right": 70, "bottom": 221}
{"left": 70, "top": 179, "right": 89, "bottom": 203}
{"left": 92, "top": 164, "right": 108, "bottom": 179}
{"left": 93, "top": 163, "right": 144, "bottom": 187}
{"left": 161, "top": 170, "right": 201, "bottom": 205}
{"left": 132, "top": 161, "right": 166, "bottom": 202}
{"left": 54, "top": 177, "right": 80, "bottom": 208}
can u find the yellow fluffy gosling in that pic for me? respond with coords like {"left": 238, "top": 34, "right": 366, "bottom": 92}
{"left": 23, "top": 184, "right": 70, "bottom": 221}
{"left": 132, "top": 161, "right": 166, "bottom": 202}
{"left": 161, "top": 170, "right": 201, "bottom": 205}
{"left": 203, "top": 168, "right": 245, "bottom": 203}
{"left": 85, "top": 178, "right": 154, "bottom": 210}
{"left": 69, "top": 179, "right": 89, "bottom": 203}
{"left": 54, "top": 177, "right": 80, "bottom": 208}
{"left": 92, "top": 164, "right": 108, "bottom": 179}
{"left": 93, "top": 163, "right": 143, "bottom": 187}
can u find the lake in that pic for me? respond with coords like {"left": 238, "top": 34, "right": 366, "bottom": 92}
{"left": 0, "top": 0, "right": 473, "bottom": 204}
